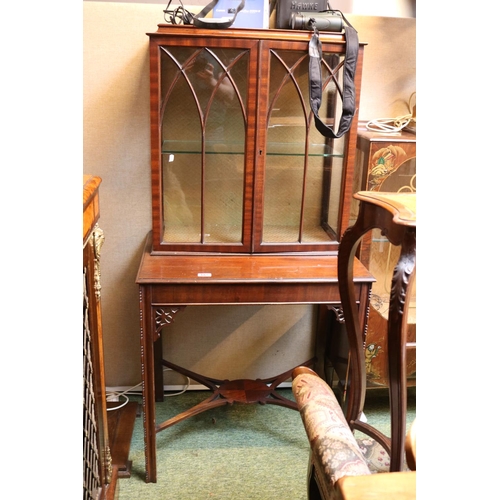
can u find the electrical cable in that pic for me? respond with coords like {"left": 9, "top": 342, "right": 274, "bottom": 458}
{"left": 163, "top": 0, "right": 194, "bottom": 25}
{"left": 106, "top": 368, "right": 191, "bottom": 412}
{"left": 366, "top": 92, "right": 416, "bottom": 133}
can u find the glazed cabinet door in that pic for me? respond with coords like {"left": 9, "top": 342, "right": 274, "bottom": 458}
{"left": 253, "top": 39, "right": 359, "bottom": 253}
{"left": 150, "top": 36, "right": 259, "bottom": 253}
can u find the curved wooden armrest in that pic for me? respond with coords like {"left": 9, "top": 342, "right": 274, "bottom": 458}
{"left": 335, "top": 471, "right": 416, "bottom": 500}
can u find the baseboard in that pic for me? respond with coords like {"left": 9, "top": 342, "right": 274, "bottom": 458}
{"left": 106, "top": 381, "right": 292, "bottom": 396}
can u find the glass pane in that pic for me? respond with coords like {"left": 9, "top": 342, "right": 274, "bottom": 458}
{"left": 264, "top": 157, "right": 303, "bottom": 243}
{"left": 366, "top": 234, "right": 416, "bottom": 387}
{"left": 163, "top": 153, "right": 201, "bottom": 242}
{"left": 369, "top": 231, "right": 417, "bottom": 327}
{"left": 205, "top": 153, "right": 245, "bottom": 243}
{"left": 263, "top": 50, "right": 345, "bottom": 244}
{"left": 160, "top": 46, "right": 248, "bottom": 244}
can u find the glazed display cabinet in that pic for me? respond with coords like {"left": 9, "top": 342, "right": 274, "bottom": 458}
{"left": 138, "top": 25, "right": 372, "bottom": 483}
{"left": 148, "top": 25, "right": 365, "bottom": 254}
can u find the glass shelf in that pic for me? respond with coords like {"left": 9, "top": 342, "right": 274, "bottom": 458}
{"left": 162, "top": 141, "right": 344, "bottom": 157}
{"left": 267, "top": 143, "right": 343, "bottom": 157}
{"left": 162, "top": 140, "right": 244, "bottom": 155}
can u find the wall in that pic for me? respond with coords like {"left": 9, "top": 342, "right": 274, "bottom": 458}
{"left": 83, "top": 1, "right": 415, "bottom": 389}
{"left": 84, "top": 0, "right": 417, "bottom": 18}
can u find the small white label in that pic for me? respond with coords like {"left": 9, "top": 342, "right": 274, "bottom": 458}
{"left": 168, "top": 154, "right": 174, "bottom": 162}
{"left": 197, "top": 272, "right": 212, "bottom": 277}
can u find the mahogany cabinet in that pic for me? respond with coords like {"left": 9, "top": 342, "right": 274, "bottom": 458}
{"left": 138, "top": 25, "right": 373, "bottom": 483}
{"left": 83, "top": 175, "right": 116, "bottom": 500}
{"left": 147, "top": 25, "right": 365, "bottom": 255}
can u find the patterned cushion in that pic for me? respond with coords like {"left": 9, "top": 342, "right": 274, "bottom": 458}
{"left": 356, "top": 437, "right": 391, "bottom": 472}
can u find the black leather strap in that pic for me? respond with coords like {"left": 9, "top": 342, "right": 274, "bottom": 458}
{"left": 193, "top": 0, "right": 246, "bottom": 29}
{"left": 308, "top": 14, "right": 359, "bottom": 138}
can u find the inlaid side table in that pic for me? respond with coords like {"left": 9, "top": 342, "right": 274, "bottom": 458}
{"left": 338, "top": 191, "right": 416, "bottom": 472}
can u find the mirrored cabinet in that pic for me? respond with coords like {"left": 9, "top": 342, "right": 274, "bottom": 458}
{"left": 148, "top": 25, "right": 365, "bottom": 254}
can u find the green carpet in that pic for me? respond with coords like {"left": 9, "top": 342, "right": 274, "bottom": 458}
{"left": 117, "top": 387, "right": 416, "bottom": 499}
